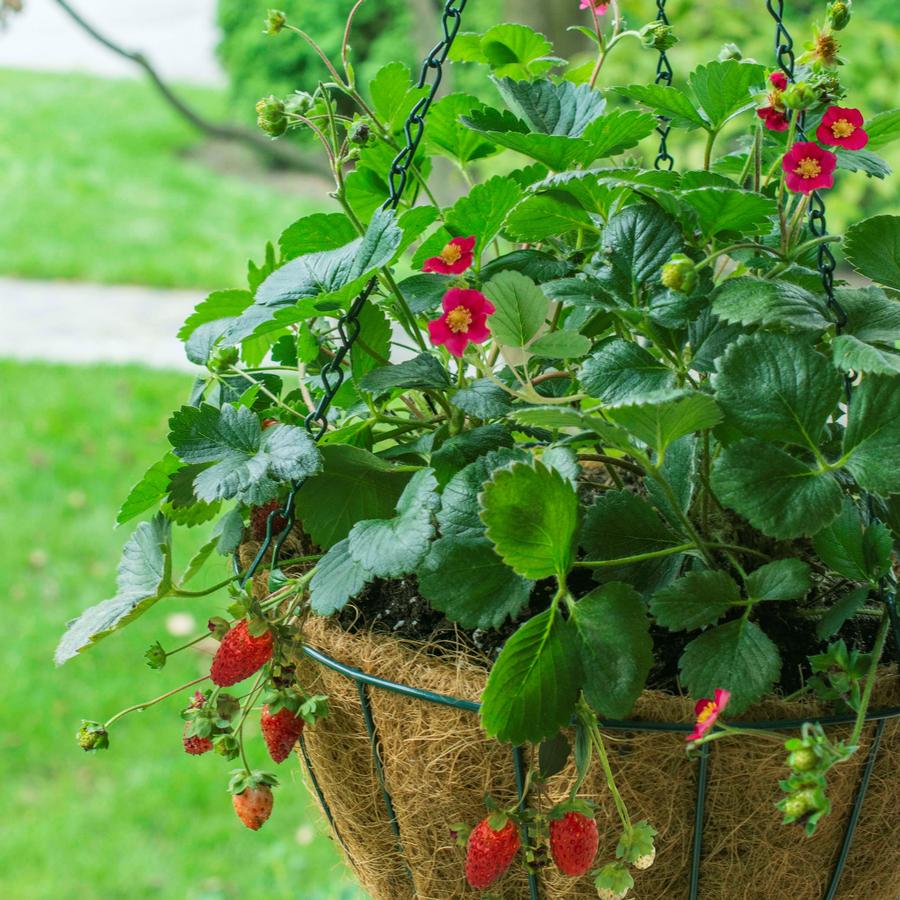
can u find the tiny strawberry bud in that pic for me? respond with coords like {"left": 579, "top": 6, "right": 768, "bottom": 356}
{"left": 77, "top": 720, "right": 109, "bottom": 752}
{"left": 661, "top": 253, "right": 697, "bottom": 293}
{"left": 263, "top": 8, "right": 286, "bottom": 35}
{"left": 256, "top": 95, "right": 288, "bottom": 138}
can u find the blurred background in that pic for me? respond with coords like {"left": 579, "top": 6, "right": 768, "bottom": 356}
{"left": 0, "top": 2, "right": 896, "bottom": 898}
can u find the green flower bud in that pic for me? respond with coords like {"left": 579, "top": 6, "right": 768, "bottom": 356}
{"left": 661, "top": 254, "right": 697, "bottom": 294}
{"left": 787, "top": 747, "right": 819, "bottom": 773}
{"left": 263, "top": 9, "right": 286, "bottom": 35}
{"left": 826, "top": 0, "right": 851, "bottom": 31}
{"left": 77, "top": 720, "right": 109, "bottom": 752}
{"left": 255, "top": 95, "right": 287, "bottom": 138}
{"left": 144, "top": 641, "right": 167, "bottom": 670}
{"left": 640, "top": 21, "right": 678, "bottom": 52}
{"left": 214, "top": 734, "right": 241, "bottom": 760}
{"left": 717, "top": 42, "right": 742, "bottom": 61}
{"left": 347, "top": 118, "right": 373, "bottom": 146}
{"left": 813, "top": 71, "right": 846, "bottom": 103}
{"left": 284, "top": 91, "right": 314, "bottom": 117}
{"left": 207, "top": 616, "right": 230, "bottom": 640}
{"left": 783, "top": 787, "right": 818, "bottom": 819}
{"left": 208, "top": 345, "right": 239, "bottom": 373}
{"left": 782, "top": 81, "right": 816, "bottom": 110}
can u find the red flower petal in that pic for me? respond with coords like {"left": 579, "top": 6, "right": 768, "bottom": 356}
{"left": 783, "top": 141, "right": 837, "bottom": 194}
{"left": 816, "top": 106, "right": 868, "bottom": 150}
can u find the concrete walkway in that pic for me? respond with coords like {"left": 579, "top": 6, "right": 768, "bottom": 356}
{"left": 0, "top": 277, "right": 204, "bottom": 372}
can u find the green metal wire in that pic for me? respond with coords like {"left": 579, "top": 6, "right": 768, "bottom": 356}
{"left": 689, "top": 745, "right": 710, "bottom": 900}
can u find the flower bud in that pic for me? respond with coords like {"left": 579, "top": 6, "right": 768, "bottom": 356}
{"left": 77, "top": 720, "right": 110, "bottom": 752}
{"left": 208, "top": 345, "right": 239, "bottom": 373}
{"left": 263, "top": 9, "right": 286, "bottom": 35}
{"left": 255, "top": 95, "right": 287, "bottom": 138}
{"left": 640, "top": 21, "right": 678, "bottom": 52}
{"left": 787, "top": 747, "right": 818, "bottom": 773}
{"left": 826, "top": 0, "right": 851, "bottom": 31}
{"left": 214, "top": 734, "right": 241, "bottom": 760}
{"left": 782, "top": 81, "right": 816, "bottom": 111}
{"left": 347, "top": 118, "right": 373, "bottom": 146}
{"left": 661, "top": 254, "right": 697, "bottom": 294}
{"left": 717, "top": 42, "right": 742, "bottom": 61}
{"left": 284, "top": 91, "right": 315, "bottom": 117}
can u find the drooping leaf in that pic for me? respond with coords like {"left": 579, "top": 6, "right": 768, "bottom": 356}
{"left": 573, "top": 583, "right": 653, "bottom": 718}
{"left": 116, "top": 453, "right": 181, "bottom": 525}
{"left": 865, "top": 108, "right": 900, "bottom": 149}
{"left": 359, "top": 353, "right": 451, "bottom": 394}
{"left": 835, "top": 148, "right": 892, "bottom": 179}
{"left": 812, "top": 499, "right": 893, "bottom": 583}
{"left": 712, "top": 278, "right": 829, "bottom": 334}
{"left": 832, "top": 336, "right": 900, "bottom": 376}
{"left": 842, "top": 375, "right": 900, "bottom": 495}
{"left": 580, "top": 340, "right": 675, "bottom": 404}
{"left": 484, "top": 270, "right": 550, "bottom": 348}
{"left": 816, "top": 587, "right": 870, "bottom": 641}
{"left": 745, "top": 559, "right": 811, "bottom": 602}
{"left": 583, "top": 109, "right": 657, "bottom": 158}
{"left": 649, "top": 570, "right": 740, "bottom": 631}
{"left": 178, "top": 290, "right": 252, "bottom": 341}
{"left": 309, "top": 538, "right": 373, "bottom": 615}
{"left": 613, "top": 83, "right": 708, "bottom": 130}
{"left": 843, "top": 215, "right": 900, "bottom": 290}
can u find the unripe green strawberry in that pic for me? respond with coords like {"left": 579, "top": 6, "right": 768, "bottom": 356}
{"left": 465, "top": 817, "right": 520, "bottom": 890}
{"left": 787, "top": 747, "right": 818, "bottom": 772}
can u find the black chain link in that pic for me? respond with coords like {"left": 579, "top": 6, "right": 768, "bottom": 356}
{"left": 241, "top": 0, "right": 468, "bottom": 588}
{"left": 654, "top": 0, "right": 675, "bottom": 170}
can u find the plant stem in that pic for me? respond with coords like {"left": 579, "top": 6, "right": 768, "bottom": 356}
{"left": 849, "top": 611, "right": 891, "bottom": 747}
{"left": 105, "top": 675, "right": 209, "bottom": 729}
{"left": 575, "top": 543, "right": 695, "bottom": 569}
{"left": 703, "top": 128, "right": 718, "bottom": 170}
{"left": 586, "top": 712, "right": 631, "bottom": 831}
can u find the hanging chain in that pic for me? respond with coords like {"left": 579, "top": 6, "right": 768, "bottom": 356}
{"left": 241, "top": 0, "right": 469, "bottom": 587}
{"left": 653, "top": 0, "right": 675, "bottom": 170}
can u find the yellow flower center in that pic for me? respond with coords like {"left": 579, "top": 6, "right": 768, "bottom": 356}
{"left": 446, "top": 305, "right": 472, "bottom": 334}
{"left": 831, "top": 118, "right": 855, "bottom": 139}
{"left": 696, "top": 701, "right": 717, "bottom": 725}
{"left": 794, "top": 157, "right": 822, "bottom": 179}
{"left": 439, "top": 242, "right": 462, "bottom": 265}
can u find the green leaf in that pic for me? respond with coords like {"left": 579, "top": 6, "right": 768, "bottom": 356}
{"left": 613, "top": 83, "right": 707, "bottom": 130}
{"left": 714, "top": 333, "right": 841, "bottom": 448}
{"left": 347, "top": 469, "right": 439, "bottom": 578}
{"left": 573, "top": 583, "right": 653, "bottom": 718}
{"left": 484, "top": 270, "right": 550, "bottom": 348}
{"left": 370, "top": 61, "right": 427, "bottom": 130}
{"left": 605, "top": 389, "right": 722, "bottom": 456}
{"left": 835, "top": 148, "right": 891, "bottom": 179}
{"left": 817, "top": 587, "right": 870, "bottom": 641}
{"left": 528, "top": 330, "right": 592, "bottom": 359}
{"left": 838, "top": 286, "right": 900, "bottom": 345}
{"left": 452, "top": 23, "right": 556, "bottom": 79}
{"left": 55, "top": 515, "right": 172, "bottom": 664}
{"left": 583, "top": 109, "right": 657, "bottom": 158}
{"left": 681, "top": 188, "right": 776, "bottom": 239}
{"left": 278, "top": 213, "right": 357, "bottom": 260}
{"left": 116, "top": 453, "right": 181, "bottom": 525}
{"left": 842, "top": 375, "right": 900, "bottom": 495}
{"left": 350, "top": 300, "right": 391, "bottom": 381}
{"left": 431, "top": 424, "right": 514, "bottom": 487}
{"left": 425, "top": 93, "right": 499, "bottom": 164}
{"left": 296, "top": 445, "right": 413, "bottom": 550}
{"left": 687, "top": 60, "right": 766, "bottom": 129}
{"left": 812, "top": 499, "right": 893, "bottom": 583}
{"left": 451, "top": 379, "right": 513, "bottom": 419}
{"left": 446, "top": 174, "right": 524, "bottom": 250}
{"left": 649, "top": 570, "right": 740, "bottom": 631}
{"left": 481, "top": 607, "right": 582, "bottom": 744}
{"left": 646, "top": 435, "right": 696, "bottom": 528}
{"left": 712, "top": 277, "right": 829, "bottom": 334}
{"left": 832, "top": 335, "right": 900, "bottom": 376}
{"left": 396, "top": 273, "right": 449, "bottom": 315}
{"left": 844, "top": 215, "right": 900, "bottom": 290}
{"left": 178, "top": 290, "right": 252, "bottom": 341}
{"left": 181, "top": 534, "right": 219, "bottom": 586}
{"left": 745, "top": 559, "right": 811, "bottom": 602}
{"left": 679, "top": 619, "right": 780, "bottom": 714}
{"left": 309, "top": 538, "right": 372, "bottom": 615}
{"left": 224, "top": 208, "right": 402, "bottom": 342}
{"left": 580, "top": 490, "right": 682, "bottom": 594}
{"left": 417, "top": 536, "right": 533, "bottom": 629}
{"left": 505, "top": 193, "right": 595, "bottom": 243}
{"left": 168, "top": 404, "right": 321, "bottom": 504}
{"left": 865, "top": 108, "right": 900, "bottom": 149}
{"left": 602, "top": 205, "right": 682, "bottom": 296}
{"left": 712, "top": 439, "right": 842, "bottom": 539}
{"left": 581, "top": 340, "right": 674, "bottom": 405}
{"left": 359, "top": 353, "right": 451, "bottom": 394}
{"left": 492, "top": 77, "right": 606, "bottom": 137}
{"left": 480, "top": 461, "right": 579, "bottom": 580}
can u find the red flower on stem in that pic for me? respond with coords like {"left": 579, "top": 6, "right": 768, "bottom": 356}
{"left": 816, "top": 106, "right": 868, "bottom": 150}
{"left": 427, "top": 288, "right": 494, "bottom": 358}
{"left": 580, "top": 0, "right": 609, "bottom": 11}
{"left": 782, "top": 141, "right": 837, "bottom": 194}
{"left": 687, "top": 688, "right": 731, "bottom": 743}
{"left": 422, "top": 236, "right": 476, "bottom": 275}
{"left": 769, "top": 71, "right": 788, "bottom": 91}
{"left": 757, "top": 105, "right": 790, "bottom": 132}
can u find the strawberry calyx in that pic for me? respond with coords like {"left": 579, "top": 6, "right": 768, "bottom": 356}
{"left": 228, "top": 768, "right": 279, "bottom": 796}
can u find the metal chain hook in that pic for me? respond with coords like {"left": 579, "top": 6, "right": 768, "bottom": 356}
{"left": 654, "top": 0, "right": 675, "bottom": 170}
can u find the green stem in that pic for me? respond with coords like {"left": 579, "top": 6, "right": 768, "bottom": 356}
{"left": 105, "top": 675, "right": 209, "bottom": 729}
{"left": 703, "top": 129, "right": 718, "bottom": 171}
{"left": 575, "top": 543, "right": 695, "bottom": 569}
{"left": 849, "top": 611, "right": 891, "bottom": 747}
{"left": 587, "top": 713, "right": 631, "bottom": 830}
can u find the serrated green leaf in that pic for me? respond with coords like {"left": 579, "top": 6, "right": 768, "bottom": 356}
{"left": 431, "top": 423, "right": 514, "bottom": 487}
{"left": 613, "top": 83, "right": 707, "bottom": 130}
{"left": 865, "top": 108, "right": 900, "bottom": 149}
{"left": 417, "top": 536, "right": 533, "bottom": 629}
{"left": 480, "top": 461, "right": 579, "bottom": 579}
{"left": 350, "top": 300, "right": 391, "bottom": 381}
{"left": 462, "top": 23, "right": 556, "bottom": 79}
{"left": 712, "top": 278, "right": 829, "bottom": 334}
{"left": 712, "top": 438, "right": 842, "bottom": 539}
{"left": 745, "top": 559, "right": 811, "bottom": 602}
{"left": 835, "top": 148, "right": 891, "bottom": 179}
{"left": 347, "top": 469, "right": 438, "bottom": 578}
{"left": 181, "top": 534, "right": 219, "bottom": 585}
{"left": 573, "top": 583, "right": 653, "bottom": 718}
{"left": 370, "top": 61, "right": 428, "bottom": 130}
{"left": 812, "top": 499, "right": 893, "bottom": 583}
{"left": 359, "top": 352, "right": 451, "bottom": 394}
{"left": 816, "top": 587, "right": 870, "bottom": 641}
{"left": 681, "top": 188, "right": 776, "bottom": 239}
{"left": 117, "top": 453, "right": 181, "bottom": 525}
{"left": 296, "top": 445, "right": 413, "bottom": 550}
{"left": 505, "top": 193, "right": 596, "bottom": 243}
{"left": 679, "top": 619, "right": 780, "bottom": 714}
{"left": 425, "top": 92, "right": 499, "bottom": 165}
{"left": 278, "top": 213, "right": 357, "bottom": 260}
{"left": 451, "top": 379, "right": 513, "bottom": 419}
{"left": 836, "top": 287, "right": 900, "bottom": 344}
{"left": 687, "top": 60, "right": 766, "bottom": 129}
{"left": 309, "top": 538, "right": 373, "bottom": 615}
{"left": 492, "top": 77, "right": 606, "bottom": 137}
{"left": 528, "top": 330, "right": 592, "bottom": 359}
{"left": 55, "top": 516, "right": 172, "bottom": 664}
{"left": 844, "top": 215, "right": 900, "bottom": 290}
{"left": 178, "top": 290, "right": 252, "bottom": 341}
{"left": 484, "top": 270, "right": 550, "bottom": 348}
{"left": 445, "top": 174, "right": 524, "bottom": 252}
{"left": 715, "top": 333, "right": 841, "bottom": 448}
{"left": 841, "top": 375, "right": 900, "bottom": 495}
{"left": 583, "top": 108, "right": 657, "bottom": 158}
{"left": 481, "top": 607, "right": 582, "bottom": 744}
{"left": 396, "top": 273, "right": 449, "bottom": 315}
{"left": 602, "top": 205, "right": 682, "bottom": 297}
{"left": 649, "top": 570, "right": 740, "bottom": 631}
{"left": 832, "top": 335, "right": 900, "bottom": 375}
{"left": 580, "top": 340, "right": 674, "bottom": 404}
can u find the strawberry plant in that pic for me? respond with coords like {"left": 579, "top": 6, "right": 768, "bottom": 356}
{"left": 58, "top": 0, "right": 900, "bottom": 891}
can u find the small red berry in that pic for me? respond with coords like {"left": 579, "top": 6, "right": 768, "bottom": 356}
{"left": 465, "top": 817, "right": 520, "bottom": 890}
{"left": 250, "top": 499, "right": 288, "bottom": 541}
{"left": 261, "top": 704, "right": 305, "bottom": 763}
{"left": 210, "top": 620, "right": 273, "bottom": 687}
{"left": 232, "top": 786, "right": 274, "bottom": 830}
{"left": 261, "top": 418, "right": 279, "bottom": 429}
{"left": 182, "top": 728, "right": 213, "bottom": 756}
{"left": 550, "top": 811, "right": 599, "bottom": 877}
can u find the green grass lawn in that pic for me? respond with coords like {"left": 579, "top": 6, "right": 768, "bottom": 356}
{"left": 0, "top": 69, "right": 328, "bottom": 289}
{"left": 0, "top": 360, "right": 364, "bottom": 899}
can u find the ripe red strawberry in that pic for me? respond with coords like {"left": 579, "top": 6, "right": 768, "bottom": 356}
{"left": 261, "top": 704, "right": 304, "bottom": 763}
{"left": 232, "top": 786, "right": 274, "bottom": 830}
{"left": 465, "top": 817, "right": 520, "bottom": 890}
{"left": 210, "top": 620, "right": 273, "bottom": 687}
{"left": 251, "top": 499, "right": 289, "bottom": 541}
{"left": 182, "top": 727, "right": 213, "bottom": 756}
{"left": 550, "top": 811, "right": 599, "bottom": 877}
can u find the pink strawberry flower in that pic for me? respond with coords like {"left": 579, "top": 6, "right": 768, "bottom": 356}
{"left": 422, "top": 236, "right": 476, "bottom": 275}
{"left": 782, "top": 141, "right": 837, "bottom": 194}
{"left": 427, "top": 288, "right": 494, "bottom": 358}
{"left": 687, "top": 689, "right": 731, "bottom": 743}
{"left": 816, "top": 106, "right": 868, "bottom": 151}
{"left": 757, "top": 105, "right": 789, "bottom": 132}
{"left": 768, "top": 71, "right": 788, "bottom": 91}
{"left": 580, "top": 0, "right": 609, "bottom": 12}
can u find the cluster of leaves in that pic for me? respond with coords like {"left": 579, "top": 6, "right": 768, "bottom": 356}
{"left": 59, "top": 18, "right": 900, "bottom": 761}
